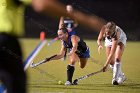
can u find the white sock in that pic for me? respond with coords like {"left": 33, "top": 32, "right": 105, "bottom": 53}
{"left": 113, "top": 62, "right": 121, "bottom": 80}
{"left": 117, "top": 62, "right": 123, "bottom": 77}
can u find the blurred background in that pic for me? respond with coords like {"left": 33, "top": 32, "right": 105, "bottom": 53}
{"left": 24, "top": 0, "right": 140, "bottom": 41}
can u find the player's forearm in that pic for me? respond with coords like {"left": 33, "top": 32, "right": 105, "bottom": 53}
{"left": 71, "top": 35, "right": 78, "bottom": 52}
{"left": 97, "top": 39, "right": 102, "bottom": 46}
{"left": 97, "top": 30, "right": 104, "bottom": 46}
{"left": 105, "top": 54, "right": 114, "bottom": 67}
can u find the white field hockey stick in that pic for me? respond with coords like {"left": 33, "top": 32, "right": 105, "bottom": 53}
{"left": 30, "top": 55, "right": 57, "bottom": 68}
{"left": 73, "top": 69, "right": 103, "bottom": 85}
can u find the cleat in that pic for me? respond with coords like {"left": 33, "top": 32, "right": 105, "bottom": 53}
{"left": 112, "top": 78, "right": 119, "bottom": 85}
{"left": 64, "top": 81, "right": 72, "bottom": 86}
{"left": 118, "top": 74, "right": 126, "bottom": 84}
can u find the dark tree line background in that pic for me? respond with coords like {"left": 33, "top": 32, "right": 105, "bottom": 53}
{"left": 24, "top": 0, "right": 140, "bottom": 41}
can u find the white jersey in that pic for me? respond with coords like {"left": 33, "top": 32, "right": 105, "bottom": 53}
{"left": 105, "top": 26, "right": 127, "bottom": 47}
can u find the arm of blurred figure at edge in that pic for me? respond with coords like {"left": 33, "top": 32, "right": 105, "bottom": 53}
{"left": 59, "top": 17, "right": 64, "bottom": 29}
{"left": 32, "top": 0, "right": 107, "bottom": 32}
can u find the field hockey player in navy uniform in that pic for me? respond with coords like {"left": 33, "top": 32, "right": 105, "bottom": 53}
{"left": 45, "top": 27, "right": 90, "bottom": 85}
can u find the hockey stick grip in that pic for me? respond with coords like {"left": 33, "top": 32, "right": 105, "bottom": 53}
{"left": 44, "top": 54, "right": 57, "bottom": 62}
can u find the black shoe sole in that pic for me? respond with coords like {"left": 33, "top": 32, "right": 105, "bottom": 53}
{"left": 113, "top": 81, "right": 119, "bottom": 85}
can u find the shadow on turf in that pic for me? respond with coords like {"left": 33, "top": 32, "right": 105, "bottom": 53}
{"left": 80, "top": 83, "right": 140, "bottom": 90}
{"left": 27, "top": 83, "right": 140, "bottom": 92}
{"left": 28, "top": 85, "right": 120, "bottom": 92}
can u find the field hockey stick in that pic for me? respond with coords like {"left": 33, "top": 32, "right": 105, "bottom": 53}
{"left": 24, "top": 40, "right": 47, "bottom": 70}
{"left": 73, "top": 69, "right": 103, "bottom": 85}
{"left": 30, "top": 54, "right": 57, "bottom": 68}
{"left": 47, "top": 37, "right": 59, "bottom": 46}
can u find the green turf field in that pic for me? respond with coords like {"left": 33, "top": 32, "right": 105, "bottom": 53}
{"left": 21, "top": 38, "right": 140, "bottom": 93}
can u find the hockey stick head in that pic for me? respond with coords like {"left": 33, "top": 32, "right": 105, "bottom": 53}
{"left": 73, "top": 69, "right": 103, "bottom": 85}
{"left": 29, "top": 60, "right": 45, "bottom": 68}
{"left": 73, "top": 79, "right": 78, "bottom": 85}
{"left": 30, "top": 61, "right": 35, "bottom": 68}
{"left": 30, "top": 55, "right": 57, "bottom": 68}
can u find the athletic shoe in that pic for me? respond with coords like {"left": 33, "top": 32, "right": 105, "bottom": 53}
{"left": 117, "top": 74, "right": 126, "bottom": 84}
{"left": 112, "top": 78, "right": 119, "bottom": 85}
{"left": 65, "top": 81, "right": 72, "bottom": 86}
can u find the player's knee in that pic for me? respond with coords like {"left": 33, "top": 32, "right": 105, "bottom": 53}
{"left": 69, "top": 60, "right": 76, "bottom": 65}
{"left": 115, "top": 58, "right": 120, "bottom": 62}
{"left": 80, "top": 66, "right": 85, "bottom": 69}
{"left": 79, "top": 60, "right": 87, "bottom": 69}
{"left": 110, "top": 60, "right": 115, "bottom": 65}
{"left": 80, "top": 64, "right": 86, "bottom": 69}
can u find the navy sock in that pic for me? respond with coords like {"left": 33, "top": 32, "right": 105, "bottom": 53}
{"left": 67, "top": 65, "right": 75, "bottom": 83}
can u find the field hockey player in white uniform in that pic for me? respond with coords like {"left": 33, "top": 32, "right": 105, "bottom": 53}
{"left": 97, "top": 21, "right": 127, "bottom": 85}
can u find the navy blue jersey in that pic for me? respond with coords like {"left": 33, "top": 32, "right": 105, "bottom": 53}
{"left": 63, "top": 17, "right": 74, "bottom": 28}
{"left": 62, "top": 33, "right": 90, "bottom": 58}
{"left": 68, "top": 29, "right": 76, "bottom": 36}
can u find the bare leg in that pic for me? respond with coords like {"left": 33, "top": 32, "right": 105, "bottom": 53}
{"left": 114, "top": 42, "right": 126, "bottom": 84}
{"left": 105, "top": 47, "right": 115, "bottom": 69}
{"left": 79, "top": 58, "right": 88, "bottom": 69}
